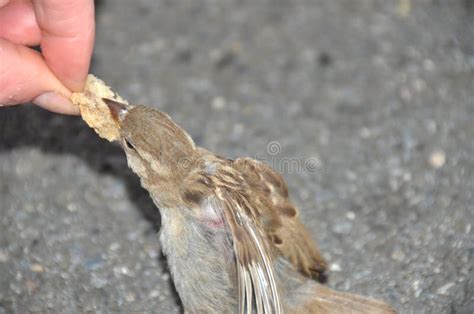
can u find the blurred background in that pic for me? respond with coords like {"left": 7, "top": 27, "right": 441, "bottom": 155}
{"left": 1, "top": 0, "right": 473, "bottom": 313}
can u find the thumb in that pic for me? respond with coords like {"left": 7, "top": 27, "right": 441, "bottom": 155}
{"left": 0, "top": 38, "right": 79, "bottom": 115}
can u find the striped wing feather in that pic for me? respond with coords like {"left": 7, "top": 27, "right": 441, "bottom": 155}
{"left": 233, "top": 158, "right": 327, "bottom": 280}
{"left": 182, "top": 157, "right": 284, "bottom": 313}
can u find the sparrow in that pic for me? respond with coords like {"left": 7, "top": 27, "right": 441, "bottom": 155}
{"left": 103, "top": 98, "right": 395, "bottom": 314}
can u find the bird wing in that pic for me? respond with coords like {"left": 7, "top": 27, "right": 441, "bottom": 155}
{"left": 217, "top": 188, "right": 283, "bottom": 314}
{"left": 180, "top": 154, "right": 327, "bottom": 313}
{"left": 181, "top": 157, "right": 283, "bottom": 314}
{"left": 232, "top": 158, "right": 327, "bottom": 281}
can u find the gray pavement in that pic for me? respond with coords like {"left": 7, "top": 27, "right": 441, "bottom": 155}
{"left": 1, "top": 1, "right": 473, "bottom": 313}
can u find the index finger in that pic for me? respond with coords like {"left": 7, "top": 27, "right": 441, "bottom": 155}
{"left": 33, "top": 0, "right": 95, "bottom": 91}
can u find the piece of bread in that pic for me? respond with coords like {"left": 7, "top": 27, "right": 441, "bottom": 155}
{"left": 71, "top": 75, "right": 127, "bottom": 141}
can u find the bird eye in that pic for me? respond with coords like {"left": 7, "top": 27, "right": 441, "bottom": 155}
{"left": 124, "top": 139, "right": 135, "bottom": 150}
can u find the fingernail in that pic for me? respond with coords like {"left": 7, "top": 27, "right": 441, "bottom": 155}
{"left": 33, "top": 92, "right": 80, "bottom": 115}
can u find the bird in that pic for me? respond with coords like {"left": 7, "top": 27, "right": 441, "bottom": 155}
{"left": 103, "top": 98, "right": 395, "bottom": 314}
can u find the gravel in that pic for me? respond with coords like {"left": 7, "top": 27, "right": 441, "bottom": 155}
{"left": 1, "top": 1, "right": 473, "bottom": 313}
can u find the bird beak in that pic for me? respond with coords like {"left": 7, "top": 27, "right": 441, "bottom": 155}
{"left": 103, "top": 98, "right": 129, "bottom": 125}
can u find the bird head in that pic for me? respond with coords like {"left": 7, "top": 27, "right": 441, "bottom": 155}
{"left": 103, "top": 98, "right": 197, "bottom": 197}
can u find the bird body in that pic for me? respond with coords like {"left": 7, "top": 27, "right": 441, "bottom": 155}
{"left": 104, "top": 99, "right": 395, "bottom": 314}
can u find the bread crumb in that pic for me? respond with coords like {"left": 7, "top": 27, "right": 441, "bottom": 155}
{"left": 71, "top": 75, "right": 128, "bottom": 141}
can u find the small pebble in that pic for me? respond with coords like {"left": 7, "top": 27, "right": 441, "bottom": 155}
{"left": 66, "top": 203, "right": 78, "bottom": 212}
{"left": 397, "top": 0, "right": 411, "bottom": 17}
{"left": 158, "top": 294, "right": 167, "bottom": 302}
{"left": 90, "top": 275, "right": 108, "bottom": 289}
{"left": 85, "top": 257, "right": 104, "bottom": 270}
{"left": 429, "top": 150, "right": 446, "bottom": 168}
{"left": 121, "top": 266, "right": 130, "bottom": 275}
{"left": 403, "top": 172, "right": 412, "bottom": 181}
{"left": 423, "top": 59, "right": 435, "bottom": 71}
{"left": 25, "top": 280, "right": 38, "bottom": 294}
{"left": 147, "top": 247, "right": 159, "bottom": 259}
{"left": 400, "top": 87, "right": 413, "bottom": 103}
{"left": 149, "top": 290, "right": 160, "bottom": 298}
{"left": 436, "top": 282, "right": 455, "bottom": 295}
{"left": 30, "top": 264, "right": 44, "bottom": 273}
{"left": 412, "top": 280, "right": 422, "bottom": 298}
{"left": 346, "top": 211, "right": 356, "bottom": 220}
{"left": 359, "top": 127, "right": 372, "bottom": 139}
{"left": 413, "top": 78, "right": 426, "bottom": 92}
{"left": 109, "top": 242, "right": 120, "bottom": 251}
{"left": 10, "top": 283, "right": 22, "bottom": 295}
{"left": 332, "top": 220, "right": 353, "bottom": 235}
{"left": 329, "top": 263, "right": 342, "bottom": 272}
{"left": 114, "top": 266, "right": 131, "bottom": 276}
{"left": 125, "top": 292, "right": 136, "bottom": 302}
{"left": 0, "top": 250, "right": 8, "bottom": 263}
{"left": 212, "top": 97, "right": 226, "bottom": 110}
{"left": 232, "top": 124, "right": 244, "bottom": 138}
{"left": 391, "top": 249, "right": 406, "bottom": 262}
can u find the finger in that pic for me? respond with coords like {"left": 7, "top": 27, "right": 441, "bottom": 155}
{"left": 0, "top": 0, "right": 11, "bottom": 8}
{"left": 0, "top": 0, "right": 41, "bottom": 46}
{"left": 0, "top": 38, "right": 79, "bottom": 115}
{"left": 33, "top": 0, "right": 95, "bottom": 91}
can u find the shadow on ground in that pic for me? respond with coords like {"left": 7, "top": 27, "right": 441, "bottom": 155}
{"left": 0, "top": 105, "right": 185, "bottom": 310}
{"left": 0, "top": 106, "right": 161, "bottom": 231}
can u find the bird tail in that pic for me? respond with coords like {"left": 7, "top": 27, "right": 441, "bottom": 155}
{"left": 290, "top": 283, "right": 396, "bottom": 314}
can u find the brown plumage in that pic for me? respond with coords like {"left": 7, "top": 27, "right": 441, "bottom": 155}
{"left": 103, "top": 99, "right": 396, "bottom": 314}
{"left": 234, "top": 158, "right": 328, "bottom": 280}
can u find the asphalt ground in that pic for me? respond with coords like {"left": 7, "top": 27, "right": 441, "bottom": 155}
{"left": 1, "top": 1, "right": 473, "bottom": 313}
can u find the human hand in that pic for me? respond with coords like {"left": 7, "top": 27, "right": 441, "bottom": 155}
{"left": 0, "top": 0, "right": 95, "bottom": 115}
